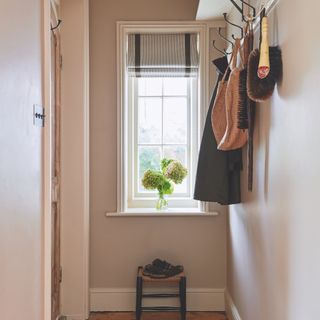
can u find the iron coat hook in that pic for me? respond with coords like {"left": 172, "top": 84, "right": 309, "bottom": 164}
{"left": 239, "top": 0, "right": 256, "bottom": 18}
{"left": 212, "top": 40, "right": 232, "bottom": 56}
{"left": 51, "top": 19, "right": 62, "bottom": 31}
{"left": 229, "top": 0, "right": 256, "bottom": 22}
{"left": 218, "top": 27, "right": 234, "bottom": 49}
{"left": 223, "top": 13, "right": 243, "bottom": 40}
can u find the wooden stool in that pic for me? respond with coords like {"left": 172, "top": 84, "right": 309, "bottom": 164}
{"left": 136, "top": 266, "right": 186, "bottom": 320}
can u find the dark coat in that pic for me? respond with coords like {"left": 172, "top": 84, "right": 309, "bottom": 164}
{"left": 194, "top": 56, "right": 242, "bottom": 205}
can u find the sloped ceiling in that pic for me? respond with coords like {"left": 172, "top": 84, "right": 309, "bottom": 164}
{"left": 196, "top": 0, "right": 233, "bottom": 20}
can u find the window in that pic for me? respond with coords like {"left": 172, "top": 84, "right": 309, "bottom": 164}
{"left": 117, "top": 23, "right": 208, "bottom": 213}
{"left": 128, "top": 76, "right": 198, "bottom": 209}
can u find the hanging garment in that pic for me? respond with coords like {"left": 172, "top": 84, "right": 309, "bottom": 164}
{"left": 245, "top": 24, "right": 256, "bottom": 192}
{"left": 234, "top": 22, "right": 256, "bottom": 192}
{"left": 238, "top": 22, "right": 253, "bottom": 130}
{"left": 194, "top": 56, "right": 242, "bottom": 205}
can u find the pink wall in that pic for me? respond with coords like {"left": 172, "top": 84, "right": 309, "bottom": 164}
{"left": 227, "top": 1, "right": 320, "bottom": 319}
{"left": 89, "top": 0, "right": 227, "bottom": 297}
{"left": 0, "top": 0, "right": 43, "bottom": 319}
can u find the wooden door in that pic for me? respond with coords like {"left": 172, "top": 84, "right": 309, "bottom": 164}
{"left": 51, "top": 13, "right": 62, "bottom": 320}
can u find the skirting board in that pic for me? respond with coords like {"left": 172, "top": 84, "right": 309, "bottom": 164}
{"left": 63, "top": 315, "right": 83, "bottom": 320}
{"left": 90, "top": 288, "right": 225, "bottom": 312}
{"left": 225, "top": 291, "right": 242, "bottom": 320}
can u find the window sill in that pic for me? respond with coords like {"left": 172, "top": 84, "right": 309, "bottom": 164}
{"left": 105, "top": 209, "right": 219, "bottom": 217}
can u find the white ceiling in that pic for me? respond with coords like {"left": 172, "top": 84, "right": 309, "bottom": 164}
{"left": 196, "top": 0, "right": 233, "bottom": 20}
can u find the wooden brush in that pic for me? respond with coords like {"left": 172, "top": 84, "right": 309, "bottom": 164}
{"left": 247, "top": 46, "right": 282, "bottom": 102}
{"left": 257, "top": 17, "right": 270, "bottom": 79}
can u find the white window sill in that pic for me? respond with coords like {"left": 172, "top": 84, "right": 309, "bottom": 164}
{"left": 105, "top": 208, "right": 219, "bottom": 217}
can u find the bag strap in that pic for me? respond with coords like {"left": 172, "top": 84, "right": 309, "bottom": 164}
{"left": 220, "top": 39, "right": 240, "bottom": 84}
{"left": 231, "top": 39, "right": 241, "bottom": 70}
{"left": 241, "top": 21, "right": 253, "bottom": 65}
{"left": 214, "top": 39, "right": 241, "bottom": 104}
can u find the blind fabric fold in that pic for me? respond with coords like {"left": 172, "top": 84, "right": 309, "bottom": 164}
{"left": 127, "top": 33, "right": 199, "bottom": 77}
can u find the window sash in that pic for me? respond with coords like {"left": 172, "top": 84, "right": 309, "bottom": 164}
{"left": 134, "top": 79, "right": 191, "bottom": 198}
{"left": 127, "top": 77, "right": 199, "bottom": 208}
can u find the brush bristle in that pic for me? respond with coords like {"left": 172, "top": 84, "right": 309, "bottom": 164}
{"left": 247, "top": 49, "right": 276, "bottom": 102}
{"left": 238, "top": 68, "right": 249, "bottom": 129}
{"left": 269, "top": 46, "right": 283, "bottom": 83}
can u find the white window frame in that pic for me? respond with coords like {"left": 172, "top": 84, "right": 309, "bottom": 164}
{"left": 117, "top": 21, "right": 210, "bottom": 214}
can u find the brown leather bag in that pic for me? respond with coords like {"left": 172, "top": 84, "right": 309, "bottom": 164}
{"left": 211, "top": 81, "right": 228, "bottom": 144}
{"left": 211, "top": 47, "right": 236, "bottom": 145}
{"left": 218, "top": 39, "right": 248, "bottom": 151}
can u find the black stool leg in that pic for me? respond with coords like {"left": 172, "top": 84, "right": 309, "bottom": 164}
{"left": 136, "top": 275, "right": 143, "bottom": 320}
{"left": 179, "top": 276, "right": 186, "bottom": 320}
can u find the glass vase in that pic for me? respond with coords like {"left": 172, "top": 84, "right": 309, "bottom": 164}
{"left": 156, "top": 193, "right": 168, "bottom": 210}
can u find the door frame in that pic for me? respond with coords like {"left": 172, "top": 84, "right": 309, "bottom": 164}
{"left": 83, "top": 0, "right": 90, "bottom": 317}
{"left": 43, "top": 0, "right": 90, "bottom": 319}
{"left": 43, "top": 0, "right": 53, "bottom": 319}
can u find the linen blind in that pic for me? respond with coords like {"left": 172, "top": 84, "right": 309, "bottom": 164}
{"left": 127, "top": 33, "right": 199, "bottom": 77}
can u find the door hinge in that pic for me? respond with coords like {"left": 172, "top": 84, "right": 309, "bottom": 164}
{"left": 33, "top": 105, "right": 45, "bottom": 127}
{"left": 59, "top": 266, "right": 62, "bottom": 283}
{"left": 52, "top": 176, "right": 60, "bottom": 203}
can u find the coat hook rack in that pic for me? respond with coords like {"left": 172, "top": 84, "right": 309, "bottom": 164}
{"left": 218, "top": 27, "right": 234, "bottom": 49}
{"left": 229, "top": 0, "right": 243, "bottom": 16}
{"left": 51, "top": 19, "right": 62, "bottom": 31}
{"left": 229, "top": 0, "right": 256, "bottom": 22}
{"left": 240, "top": 0, "right": 256, "bottom": 18}
{"left": 212, "top": 40, "right": 232, "bottom": 56}
{"left": 223, "top": 13, "right": 243, "bottom": 40}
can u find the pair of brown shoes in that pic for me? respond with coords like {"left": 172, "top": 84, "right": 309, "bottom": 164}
{"left": 143, "top": 259, "right": 184, "bottom": 278}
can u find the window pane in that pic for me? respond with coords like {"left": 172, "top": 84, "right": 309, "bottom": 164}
{"left": 163, "top": 146, "right": 188, "bottom": 194}
{"left": 163, "top": 97, "right": 187, "bottom": 144}
{"left": 138, "top": 97, "right": 162, "bottom": 144}
{"left": 163, "top": 146, "right": 187, "bottom": 165}
{"left": 138, "top": 78, "right": 162, "bottom": 96}
{"left": 172, "top": 178, "right": 188, "bottom": 194}
{"left": 138, "top": 146, "right": 161, "bottom": 192}
{"left": 163, "top": 78, "right": 187, "bottom": 96}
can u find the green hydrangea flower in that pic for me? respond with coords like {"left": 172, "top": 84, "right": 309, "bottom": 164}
{"left": 141, "top": 158, "right": 188, "bottom": 209}
{"left": 161, "top": 158, "right": 174, "bottom": 172}
{"left": 142, "top": 170, "right": 164, "bottom": 190}
{"left": 164, "top": 160, "right": 188, "bottom": 184}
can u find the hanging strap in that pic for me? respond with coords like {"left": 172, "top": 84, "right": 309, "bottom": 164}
{"left": 231, "top": 39, "right": 241, "bottom": 70}
{"left": 242, "top": 21, "right": 254, "bottom": 66}
{"left": 214, "top": 38, "right": 242, "bottom": 104}
{"left": 219, "top": 38, "right": 240, "bottom": 84}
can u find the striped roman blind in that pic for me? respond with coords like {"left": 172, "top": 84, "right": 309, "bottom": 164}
{"left": 127, "top": 33, "right": 199, "bottom": 77}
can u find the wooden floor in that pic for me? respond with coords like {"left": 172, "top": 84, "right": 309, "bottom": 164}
{"left": 90, "top": 312, "right": 228, "bottom": 320}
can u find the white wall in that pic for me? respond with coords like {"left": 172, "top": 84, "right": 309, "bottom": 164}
{"left": 60, "top": 0, "right": 89, "bottom": 319}
{"left": 89, "top": 0, "right": 228, "bottom": 311}
{"left": 0, "top": 0, "right": 43, "bottom": 319}
{"left": 226, "top": 1, "right": 320, "bottom": 320}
